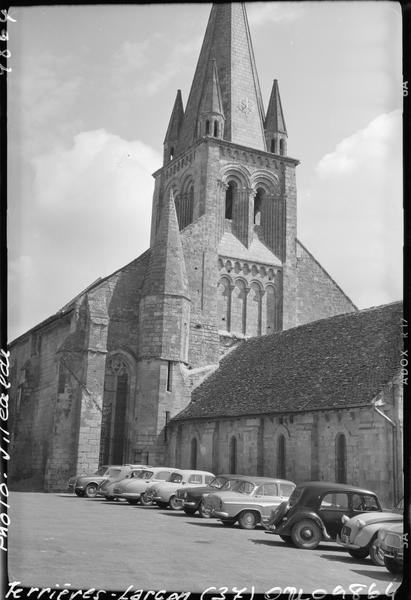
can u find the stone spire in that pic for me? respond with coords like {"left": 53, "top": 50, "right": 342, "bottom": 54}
{"left": 264, "top": 79, "right": 288, "bottom": 156}
{"left": 176, "top": 2, "right": 266, "bottom": 154}
{"left": 163, "top": 89, "right": 184, "bottom": 165}
{"left": 143, "top": 189, "right": 190, "bottom": 300}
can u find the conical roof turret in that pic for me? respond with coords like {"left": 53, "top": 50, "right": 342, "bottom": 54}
{"left": 176, "top": 3, "right": 266, "bottom": 154}
{"left": 265, "top": 79, "right": 287, "bottom": 135}
{"left": 199, "top": 59, "right": 224, "bottom": 118}
{"left": 143, "top": 189, "right": 190, "bottom": 300}
{"left": 164, "top": 90, "right": 184, "bottom": 145}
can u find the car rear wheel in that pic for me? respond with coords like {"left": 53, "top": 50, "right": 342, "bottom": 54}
{"left": 369, "top": 536, "right": 385, "bottom": 567}
{"left": 127, "top": 499, "right": 139, "bottom": 505}
{"left": 199, "top": 501, "right": 211, "bottom": 519}
{"left": 291, "top": 519, "right": 321, "bottom": 549}
{"left": 348, "top": 548, "right": 369, "bottom": 560}
{"left": 221, "top": 519, "right": 235, "bottom": 527}
{"left": 140, "top": 494, "right": 153, "bottom": 506}
{"left": 384, "top": 556, "right": 402, "bottom": 575}
{"left": 183, "top": 507, "right": 197, "bottom": 516}
{"left": 84, "top": 484, "right": 98, "bottom": 498}
{"left": 238, "top": 510, "right": 259, "bottom": 530}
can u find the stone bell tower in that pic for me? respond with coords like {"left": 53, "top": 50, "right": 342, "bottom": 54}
{"left": 149, "top": 2, "right": 299, "bottom": 376}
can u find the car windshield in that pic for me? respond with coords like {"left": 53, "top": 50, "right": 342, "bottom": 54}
{"left": 209, "top": 477, "right": 228, "bottom": 489}
{"left": 95, "top": 466, "right": 108, "bottom": 476}
{"left": 129, "top": 470, "right": 143, "bottom": 479}
{"left": 288, "top": 486, "right": 303, "bottom": 507}
{"left": 106, "top": 468, "right": 121, "bottom": 478}
{"left": 221, "top": 479, "right": 244, "bottom": 491}
{"left": 137, "top": 471, "right": 154, "bottom": 480}
{"left": 169, "top": 473, "right": 183, "bottom": 483}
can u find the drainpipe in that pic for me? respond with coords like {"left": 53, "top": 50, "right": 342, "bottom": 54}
{"left": 373, "top": 398, "right": 398, "bottom": 505}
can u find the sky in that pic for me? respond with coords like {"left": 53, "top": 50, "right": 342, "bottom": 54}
{"left": 7, "top": 2, "right": 403, "bottom": 341}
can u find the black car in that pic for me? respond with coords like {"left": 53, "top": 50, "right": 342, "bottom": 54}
{"left": 265, "top": 481, "right": 382, "bottom": 549}
{"left": 176, "top": 474, "right": 246, "bottom": 517}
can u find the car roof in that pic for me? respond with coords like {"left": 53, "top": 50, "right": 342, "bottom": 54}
{"left": 296, "top": 481, "right": 379, "bottom": 495}
{"left": 176, "top": 470, "right": 215, "bottom": 476}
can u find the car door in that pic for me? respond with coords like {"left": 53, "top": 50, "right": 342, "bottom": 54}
{"left": 318, "top": 492, "right": 349, "bottom": 538}
{"left": 253, "top": 483, "right": 282, "bottom": 518}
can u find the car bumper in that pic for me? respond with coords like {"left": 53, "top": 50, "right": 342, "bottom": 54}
{"left": 336, "top": 534, "right": 362, "bottom": 550}
{"left": 121, "top": 493, "right": 141, "bottom": 500}
{"left": 153, "top": 495, "right": 168, "bottom": 503}
{"left": 183, "top": 501, "right": 197, "bottom": 508}
{"left": 214, "top": 511, "right": 230, "bottom": 519}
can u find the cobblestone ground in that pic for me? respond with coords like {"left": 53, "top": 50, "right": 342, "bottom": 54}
{"left": 8, "top": 493, "right": 403, "bottom": 596}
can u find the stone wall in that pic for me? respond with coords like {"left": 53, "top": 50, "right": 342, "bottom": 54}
{"left": 168, "top": 382, "right": 402, "bottom": 507}
{"left": 296, "top": 241, "right": 356, "bottom": 325}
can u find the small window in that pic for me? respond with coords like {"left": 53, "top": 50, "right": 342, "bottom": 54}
{"left": 320, "top": 493, "right": 349, "bottom": 510}
{"left": 205, "top": 120, "right": 210, "bottom": 135}
{"left": 280, "top": 139, "right": 286, "bottom": 156}
{"left": 188, "top": 474, "right": 202, "bottom": 484}
{"left": 270, "top": 138, "right": 276, "bottom": 153}
{"left": 170, "top": 146, "right": 174, "bottom": 160}
{"left": 166, "top": 362, "right": 173, "bottom": 391}
{"left": 190, "top": 438, "right": 198, "bottom": 469}
{"left": 214, "top": 120, "right": 218, "bottom": 137}
{"left": 257, "top": 484, "right": 278, "bottom": 497}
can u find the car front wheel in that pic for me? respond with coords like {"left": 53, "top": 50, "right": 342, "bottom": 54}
{"left": 140, "top": 494, "right": 153, "bottom": 506}
{"left": 169, "top": 496, "right": 181, "bottom": 511}
{"left": 84, "top": 484, "right": 98, "bottom": 498}
{"left": 384, "top": 556, "right": 402, "bottom": 575}
{"left": 369, "top": 536, "right": 385, "bottom": 566}
{"left": 291, "top": 519, "right": 321, "bottom": 549}
{"left": 199, "top": 501, "right": 211, "bottom": 519}
{"left": 238, "top": 510, "right": 258, "bottom": 530}
{"left": 348, "top": 547, "right": 369, "bottom": 560}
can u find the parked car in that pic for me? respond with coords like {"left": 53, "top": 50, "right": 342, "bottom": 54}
{"left": 175, "top": 474, "right": 250, "bottom": 517}
{"left": 68, "top": 465, "right": 109, "bottom": 494}
{"left": 265, "top": 481, "right": 383, "bottom": 549}
{"left": 337, "top": 498, "right": 403, "bottom": 565}
{"left": 74, "top": 464, "right": 146, "bottom": 498}
{"left": 114, "top": 467, "right": 181, "bottom": 504}
{"left": 378, "top": 521, "right": 404, "bottom": 575}
{"left": 204, "top": 476, "right": 295, "bottom": 529}
{"left": 145, "top": 470, "right": 215, "bottom": 510}
{"left": 98, "top": 467, "right": 148, "bottom": 500}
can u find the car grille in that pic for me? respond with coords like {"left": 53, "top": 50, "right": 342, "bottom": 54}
{"left": 385, "top": 534, "right": 402, "bottom": 549}
{"left": 341, "top": 526, "right": 351, "bottom": 536}
{"left": 205, "top": 496, "right": 221, "bottom": 511}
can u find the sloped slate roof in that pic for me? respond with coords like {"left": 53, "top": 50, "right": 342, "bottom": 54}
{"left": 174, "top": 301, "right": 403, "bottom": 421}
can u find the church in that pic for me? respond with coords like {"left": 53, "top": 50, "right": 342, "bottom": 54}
{"left": 8, "top": 3, "right": 402, "bottom": 506}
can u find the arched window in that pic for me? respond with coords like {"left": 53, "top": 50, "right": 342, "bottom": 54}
{"left": 214, "top": 120, "right": 218, "bottom": 137}
{"left": 335, "top": 433, "right": 347, "bottom": 483}
{"left": 190, "top": 437, "right": 198, "bottom": 469}
{"left": 280, "top": 139, "right": 286, "bottom": 156}
{"left": 247, "top": 282, "right": 262, "bottom": 337}
{"left": 225, "top": 181, "right": 235, "bottom": 219}
{"left": 229, "top": 436, "right": 237, "bottom": 474}
{"left": 231, "top": 279, "right": 246, "bottom": 334}
{"left": 270, "top": 138, "right": 276, "bottom": 153}
{"left": 205, "top": 120, "right": 210, "bottom": 135}
{"left": 254, "top": 188, "right": 264, "bottom": 225}
{"left": 111, "top": 372, "right": 128, "bottom": 464}
{"left": 170, "top": 146, "right": 175, "bottom": 160}
{"left": 277, "top": 434, "right": 286, "bottom": 478}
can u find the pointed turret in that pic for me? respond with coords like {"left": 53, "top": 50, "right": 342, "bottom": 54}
{"left": 143, "top": 189, "right": 190, "bottom": 299}
{"left": 264, "top": 79, "right": 288, "bottom": 156}
{"left": 198, "top": 59, "right": 225, "bottom": 139}
{"left": 163, "top": 90, "right": 184, "bottom": 165}
{"left": 176, "top": 2, "right": 266, "bottom": 154}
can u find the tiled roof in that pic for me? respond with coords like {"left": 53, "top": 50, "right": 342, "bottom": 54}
{"left": 174, "top": 301, "right": 403, "bottom": 421}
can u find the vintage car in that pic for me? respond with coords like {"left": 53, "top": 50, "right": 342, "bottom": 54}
{"left": 68, "top": 465, "right": 109, "bottom": 493}
{"left": 114, "top": 467, "right": 181, "bottom": 504}
{"left": 175, "top": 474, "right": 250, "bottom": 517}
{"left": 144, "top": 470, "right": 215, "bottom": 510}
{"left": 337, "top": 497, "right": 403, "bottom": 565}
{"left": 204, "top": 476, "right": 296, "bottom": 529}
{"left": 74, "top": 464, "right": 145, "bottom": 498}
{"left": 378, "top": 521, "right": 404, "bottom": 575}
{"left": 266, "top": 481, "right": 383, "bottom": 549}
{"left": 97, "top": 467, "right": 147, "bottom": 500}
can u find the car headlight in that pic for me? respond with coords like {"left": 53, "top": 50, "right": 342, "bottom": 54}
{"left": 355, "top": 519, "right": 366, "bottom": 529}
{"left": 379, "top": 530, "right": 387, "bottom": 542}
